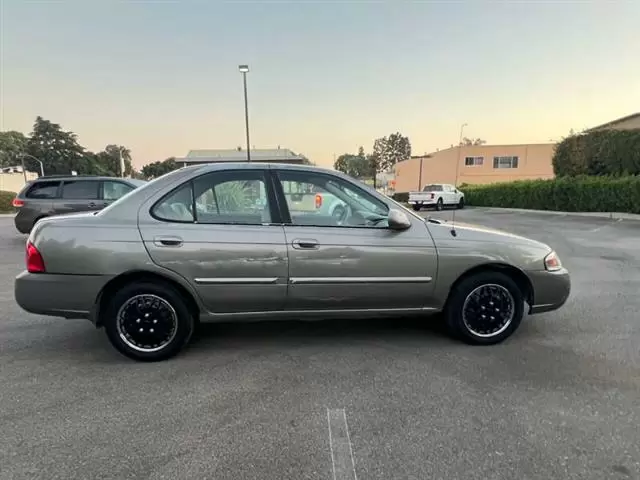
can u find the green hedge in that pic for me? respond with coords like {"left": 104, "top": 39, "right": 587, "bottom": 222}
{"left": 553, "top": 129, "right": 640, "bottom": 176}
{"left": 0, "top": 190, "right": 16, "bottom": 213}
{"left": 463, "top": 176, "right": 640, "bottom": 213}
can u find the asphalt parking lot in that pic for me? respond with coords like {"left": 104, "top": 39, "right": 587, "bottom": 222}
{"left": 1, "top": 209, "right": 639, "bottom": 480}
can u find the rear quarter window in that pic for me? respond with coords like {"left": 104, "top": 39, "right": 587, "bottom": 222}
{"left": 25, "top": 181, "right": 61, "bottom": 199}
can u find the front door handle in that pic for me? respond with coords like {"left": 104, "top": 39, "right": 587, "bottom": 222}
{"left": 154, "top": 236, "right": 183, "bottom": 247}
{"left": 291, "top": 238, "right": 319, "bottom": 250}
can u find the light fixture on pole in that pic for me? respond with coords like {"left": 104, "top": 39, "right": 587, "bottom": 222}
{"left": 238, "top": 64, "right": 251, "bottom": 162}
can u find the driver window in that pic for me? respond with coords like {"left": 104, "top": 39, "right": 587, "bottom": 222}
{"left": 277, "top": 171, "right": 389, "bottom": 228}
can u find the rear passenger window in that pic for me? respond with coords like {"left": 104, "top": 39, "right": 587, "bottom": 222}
{"left": 151, "top": 170, "right": 271, "bottom": 225}
{"left": 26, "top": 181, "right": 60, "bottom": 199}
{"left": 62, "top": 180, "right": 99, "bottom": 200}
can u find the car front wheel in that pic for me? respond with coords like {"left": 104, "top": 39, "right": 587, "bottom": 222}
{"left": 445, "top": 271, "right": 524, "bottom": 345}
{"left": 103, "top": 281, "right": 195, "bottom": 361}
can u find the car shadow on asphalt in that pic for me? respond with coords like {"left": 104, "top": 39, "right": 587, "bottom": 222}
{"left": 188, "top": 315, "right": 453, "bottom": 351}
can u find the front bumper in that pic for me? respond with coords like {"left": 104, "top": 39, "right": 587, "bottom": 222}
{"left": 527, "top": 267, "right": 571, "bottom": 314}
{"left": 15, "top": 271, "right": 109, "bottom": 321}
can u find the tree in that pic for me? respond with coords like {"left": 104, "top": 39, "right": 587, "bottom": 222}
{"left": 0, "top": 131, "right": 28, "bottom": 168}
{"left": 141, "top": 157, "right": 179, "bottom": 179}
{"left": 26, "top": 116, "right": 89, "bottom": 175}
{"left": 460, "top": 137, "right": 486, "bottom": 146}
{"left": 371, "top": 132, "right": 411, "bottom": 187}
{"left": 333, "top": 146, "right": 372, "bottom": 179}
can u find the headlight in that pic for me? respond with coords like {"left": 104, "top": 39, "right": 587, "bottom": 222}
{"left": 544, "top": 250, "right": 563, "bottom": 271}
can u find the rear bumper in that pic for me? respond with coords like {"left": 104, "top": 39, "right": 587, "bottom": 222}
{"left": 408, "top": 199, "right": 436, "bottom": 206}
{"left": 527, "top": 268, "right": 571, "bottom": 314}
{"left": 15, "top": 271, "right": 109, "bottom": 322}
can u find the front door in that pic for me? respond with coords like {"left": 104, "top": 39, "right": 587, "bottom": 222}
{"left": 274, "top": 169, "right": 437, "bottom": 312}
{"left": 137, "top": 169, "right": 288, "bottom": 314}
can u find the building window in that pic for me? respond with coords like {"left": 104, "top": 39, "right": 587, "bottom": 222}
{"left": 493, "top": 156, "right": 519, "bottom": 169}
{"left": 465, "top": 156, "right": 484, "bottom": 166}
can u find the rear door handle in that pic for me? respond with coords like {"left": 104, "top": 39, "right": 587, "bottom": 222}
{"left": 291, "top": 238, "right": 319, "bottom": 250}
{"left": 154, "top": 236, "right": 183, "bottom": 247}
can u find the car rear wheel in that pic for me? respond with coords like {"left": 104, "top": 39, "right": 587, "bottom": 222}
{"left": 412, "top": 205, "right": 421, "bottom": 211}
{"left": 103, "top": 281, "right": 195, "bottom": 361}
{"left": 445, "top": 271, "right": 524, "bottom": 345}
{"left": 435, "top": 198, "right": 443, "bottom": 211}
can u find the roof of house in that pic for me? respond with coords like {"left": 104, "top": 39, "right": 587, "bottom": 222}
{"left": 586, "top": 112, "right": 640, "bottom": 132}
{"left": 180, "top": 148, "right": 304, "bottom": 163}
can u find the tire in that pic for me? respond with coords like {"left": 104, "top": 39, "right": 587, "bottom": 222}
{"left": 435, "top": 198, "right": 444, "bottom": 211}
{"left": 458, "top": 198, "right": 465, "bottom": 209}
{"left": 445, "top": 271, "right": 524, "bottom": 345}
{"left": 103, "top": 281, "right": 195, "bottom": 361}
{"left": 412, "top": 205, "right": 421, "bottom": 211}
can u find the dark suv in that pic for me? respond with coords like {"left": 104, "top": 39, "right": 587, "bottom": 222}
{"left": 13, "top": 175, "right": 146, "bottom": 234}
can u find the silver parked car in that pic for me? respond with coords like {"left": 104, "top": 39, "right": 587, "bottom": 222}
{"left": 15, "top": 163, "right": 571, "bottom": 361}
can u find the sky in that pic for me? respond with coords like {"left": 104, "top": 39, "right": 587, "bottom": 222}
{"left": 1, "top": 0, "right": 639, "bottom": 168}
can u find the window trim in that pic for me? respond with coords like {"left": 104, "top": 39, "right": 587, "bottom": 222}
{"left": 271, "top": 169, "right": 390, "bottom": 230}
{"left": 60, "top": 179, "right": 100, "bottom": 200}
{"left": 150, "top": 169, "right": 282, "bottom": 226}
{"left": 464, "top": 156, "right": 484, "bottom": 167}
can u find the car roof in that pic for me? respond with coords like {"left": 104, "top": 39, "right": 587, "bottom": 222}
{"left": 33, "top": 175, "right": 143, "bottom": 182}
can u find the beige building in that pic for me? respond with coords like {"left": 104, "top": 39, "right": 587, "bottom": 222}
{"left": 395, "top": 143, "right": 555, "bottom": 193}
{"left": 394, "top": 112, "right": 640, "bottom": 193}
{"left": 0, "top": 171, "right": 38, "bottom": 193}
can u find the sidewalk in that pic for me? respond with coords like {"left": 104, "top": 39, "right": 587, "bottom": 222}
{"left": 472, "top": 207, "right": 640, "bottom": 222}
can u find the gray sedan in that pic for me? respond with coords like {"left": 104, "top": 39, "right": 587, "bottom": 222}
{"left": 15, "top": 163, "right": 571, "bottom": 361}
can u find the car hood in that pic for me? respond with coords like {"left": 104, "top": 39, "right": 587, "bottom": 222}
{"left": 426, "top": 218, "right": 552, "bottom": 251}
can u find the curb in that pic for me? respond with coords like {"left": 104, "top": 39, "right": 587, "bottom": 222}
{"left": 471, "top": 207, "right": 640, "bottom": 222}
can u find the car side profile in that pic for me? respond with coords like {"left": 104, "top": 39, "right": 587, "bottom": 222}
{"left": 12, "top": 175, "right": 146, "bottom": 234}
{"left": 15, "top": 163, "right": 571, "bottom": 362}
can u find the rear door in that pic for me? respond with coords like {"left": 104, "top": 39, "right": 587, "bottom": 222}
{"left": 20, "top": 180, "right": 61, "bottom": 218}
{"left": 57, "top": 179, "right": 101, "bottom": 215}
{"left": 137, "top": 168, "right": 289, "bottom": 314}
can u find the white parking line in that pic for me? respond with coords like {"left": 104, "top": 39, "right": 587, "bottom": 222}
{"left": 327, "top": 408, "right": 358, "bottom": 480}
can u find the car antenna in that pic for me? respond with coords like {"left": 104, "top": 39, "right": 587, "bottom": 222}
{"left": 450, "top": 122, "right": 467, "bottom": 238}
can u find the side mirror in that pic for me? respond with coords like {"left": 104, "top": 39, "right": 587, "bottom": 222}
{"left": 387, "top": 209, "right": 411, "bottom": 230}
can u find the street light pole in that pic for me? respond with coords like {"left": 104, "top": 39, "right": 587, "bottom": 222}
{"left": 238, "top": 64, "right": 251, "bottom": 162}
{"left": 454, "top": 123, "right": 467, "bottom": 186}
{"left": 19, "top": 153, "right": 45, "bottom": 177}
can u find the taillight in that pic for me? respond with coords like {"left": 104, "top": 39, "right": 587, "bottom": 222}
{"left": 26, "top": 242, "right": 46, "bottom": 273}
{"left": 430, "top": 193, "right": 435, "bottom": 199}
{"left": 12, "top": 198, "right": 24, "bottom": 208}
{"left": 315, "top": 193, "right": 323, "bottom": 209}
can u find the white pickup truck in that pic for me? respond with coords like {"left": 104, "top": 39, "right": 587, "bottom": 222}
{"left": 408, "top": 183, "right": 465, "bottom": 211}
